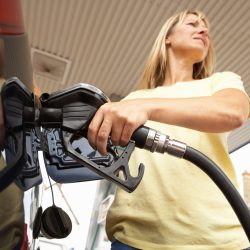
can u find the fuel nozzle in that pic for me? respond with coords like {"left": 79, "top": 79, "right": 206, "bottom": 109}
{"left": 132, "top": 126, "right": 186, "bottom": 158}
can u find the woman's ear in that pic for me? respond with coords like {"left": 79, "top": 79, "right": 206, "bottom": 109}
{"left": 165, "top": 37, "right": 171, "bottom": 45}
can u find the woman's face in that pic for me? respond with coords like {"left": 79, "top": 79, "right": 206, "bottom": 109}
{"left": 166, "top": 14, "right": 210, "bottom": 63}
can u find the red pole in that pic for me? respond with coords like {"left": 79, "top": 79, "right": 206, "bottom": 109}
{"left": 0, "top": 0, "right": 25, "bottom": 35}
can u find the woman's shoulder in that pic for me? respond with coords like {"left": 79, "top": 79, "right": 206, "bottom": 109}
{"left": 123, "top": 88, "right": 152, "bottom": 100}
{"left": 209, "top": 71, "right": 246, "bottom": 93}
{"left": 209, "top": 71, "right": 241, "bottom": 81}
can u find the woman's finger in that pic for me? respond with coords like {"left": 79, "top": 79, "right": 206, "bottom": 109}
{"left": 96, "top": 118, "right": 112, "bottom": 155}
{"left": 87, "top": 108, "right": 104, "bottom": 150}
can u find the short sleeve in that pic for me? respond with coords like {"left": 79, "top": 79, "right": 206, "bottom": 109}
{"left": 211, "top": 71, "right": 248, "bottom": 94}
{"left": 211, "top": 71, "right": 250, "bottom": 118}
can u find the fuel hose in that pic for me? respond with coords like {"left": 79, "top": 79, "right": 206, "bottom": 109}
{"left": 132, "top": 125, "right": 250, "bottom": 242}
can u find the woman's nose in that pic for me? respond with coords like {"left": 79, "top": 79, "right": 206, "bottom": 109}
{"left": 198, "top": 26, "right": 208, "bottom": 36}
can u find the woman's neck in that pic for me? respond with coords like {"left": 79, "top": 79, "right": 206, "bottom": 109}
{"left": 163, "top": 52, "right": 194, "bottom": 86}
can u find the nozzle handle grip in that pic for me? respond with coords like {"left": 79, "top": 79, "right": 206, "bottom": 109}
{"left": 131, "top": 126, "right": 150, "bottom": 149}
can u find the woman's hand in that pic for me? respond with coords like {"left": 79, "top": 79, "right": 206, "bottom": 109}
{"left": 87, "top": 99, "right": 150, "bottom": 155}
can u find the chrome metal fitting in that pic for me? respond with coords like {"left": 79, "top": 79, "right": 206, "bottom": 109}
{"left": 165, "top": 138, "right": 186, "bottom": 158}
{"left": 144, "top": 128, "right": 186, "bottom": 157}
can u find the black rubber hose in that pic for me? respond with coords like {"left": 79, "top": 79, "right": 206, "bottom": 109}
{"left": 183, "top": 146, "right": 250, "bottom": 242}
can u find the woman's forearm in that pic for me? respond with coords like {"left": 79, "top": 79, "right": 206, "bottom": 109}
{"left": 147, "top": 89, "right": 249, "bottom": 133}
{"left": 88, "top": 88, "right": 249, "bottom": 155}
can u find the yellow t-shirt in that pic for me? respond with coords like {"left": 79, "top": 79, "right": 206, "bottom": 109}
{"left": 106, "top": 72, "right": 250, "bottom": 250}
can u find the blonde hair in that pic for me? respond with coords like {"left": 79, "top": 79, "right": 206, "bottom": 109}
{"left": 138, "top": 10, "right": 215, "bottom": 89}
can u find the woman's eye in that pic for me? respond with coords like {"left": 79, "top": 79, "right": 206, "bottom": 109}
{"left": 187, "top": 22, "right": 196, "bottom": 26}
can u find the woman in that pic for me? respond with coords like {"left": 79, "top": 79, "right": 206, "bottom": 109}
{"left": 88, "top": 10, "right": 250, "bottom": 249}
